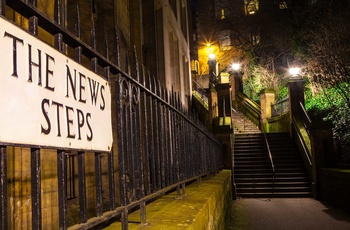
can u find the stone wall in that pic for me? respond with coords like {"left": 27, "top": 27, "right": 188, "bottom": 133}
{"left": 104, "top": 170, "right": 233, "bottom": 229}
{"left": 319, "top": 168, "right": 350, "bottom": 213}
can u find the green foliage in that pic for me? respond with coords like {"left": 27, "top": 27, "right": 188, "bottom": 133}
{"left": 243, "top": 74, "right": 263, "bottom": 102}
{"left": 276, "top": 85, "right": 288, "bottom": 101}
{"left": 305, "top": 83, "right": 350, "bottom": 146}
{"left": 326, "top": 105, "right": 350, "bottom": 146}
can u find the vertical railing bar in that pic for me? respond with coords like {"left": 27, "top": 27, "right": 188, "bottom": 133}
{"left": 28, "top": 16, "right": 38, "bottom": 36}
{"left": 154, "top": 96, "right": 161, "bottom": 189}
{"left": 132, "top": 53, "right": 142, "bottom": 202}
{"left": 78, "top": 151, "right": 87, "bottom": 223}
{"left": 54, "top": 0, "right": 62, "bottom": 25}
{"left": 148, "top": 82, "right": 156, "bottom": 193}
{"left": 151, "top": 76, "right": 160, "bottom": 190}
{"left": 75, "top": 47, "right": 82, "bottom": 64}
{"left": 105, "top": 67, "right": 116, "bottom": 210}
{"left": 142, "top": 91, "right": 151, "bottom": 195}
{"left": 67, "top": 156, "right": 71, "bottom": 198}
{"left": 74, "top": 1, "right": 81, "bottom": 38}
{"left": 91, "top": 17, "right": 96, "bottom": 50}
{"left": 125, "top": 51, "right": 130, "bottom": 75}
{"left": 57, "top": 150, "right": 67, "bottom": 229}
{"left": 166, "top": 98, "right": 173, "bottom": 186}
{"left": 133, "top": 46, "right": 139, "bottom": 81}
{"left": 0, "top": 0, "right": 5, "bottom": 16}
{"left": 31, "top": 148, "right": 42, "bottom": 230}
{"left": 95, "top": 152, "right": 103, "bottom": 217}
{"left": 75, "top": 2, "right": 81, "bottom": 38}
{"left": 0, "top": 146, "right": 8, "bottom": 230}
{"left": 105, "top": 29, "right": 109, "bottom": 59}
{"left": 116, "top": 76, "right": 128, "bottom": 207}
{"left": 54, "top": 33, "right": 64, "bottom": 53}
{"left": 54, "top": 0, "right": 64, "bottom": 53}
{"left": 121, "top": 209, "right": 128, "bottom": 230}
{"left": 114, "top": 26, "right": 120, "bottom": 67}
{"left": 116, "top": 76, "right": 129, "bottom": 226}
{"left": 159, "top": 93, "right": 165, "bottom": 188}
{"left": 164, "top": 89, "right": 171, "bottom": 187}
{"left": 108, "top": 150, "right": 116, "bottom": 210}
{"left": 126, "top": 84, "right": 135, "bottom": 202}
{"left": 174, "top": 92, "right": 181, "bottom": 184}
{"left": 91, "top": 57, "right": 98, "bottom": 73}
{"left": 140, "top": 201, "right": 147, "bottom": 225}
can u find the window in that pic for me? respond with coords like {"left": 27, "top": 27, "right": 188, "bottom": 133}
{"left": 219, "top": 30, "right": 233, "bottom": 51}
{"left": 279, "top": 1, "right": 288, "bottom": 9}
{"left": 245, "top": 0, "right": 259, "bottom": 15}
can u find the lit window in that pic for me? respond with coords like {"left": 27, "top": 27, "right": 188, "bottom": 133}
{"left": 219, "top": 30, "right": 232, "bottom": 50}
{"left": 245, "top": 0, "right": 259, "bottom": 15}
{"left": 221, "top": 9, "right": 225, "bottom": 19}
{"left": 279, "top": 1, "right": 288, "bottom": 9}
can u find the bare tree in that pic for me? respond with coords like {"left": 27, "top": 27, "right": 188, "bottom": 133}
{"left": 303, "top": 5, "right": 350, "bottom": 107}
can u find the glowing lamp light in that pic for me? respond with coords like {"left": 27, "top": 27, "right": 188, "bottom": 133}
{"left": 231, "top": 63, "right": 241, "bottom": 71}
{"left": 208, "top": 53, "right": 216, "bottom": 60}
{"left": 289, "top": 67, "right": 301, "bottom": 76}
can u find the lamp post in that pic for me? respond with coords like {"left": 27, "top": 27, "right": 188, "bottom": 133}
{"left": 289, "top": 67, "right": 301, "bottom": 79}
{"left": 287, "top": 66, "right": 305, "bottom": 126}
{"left": 231, "top": 62, "right": 243, "bottom": 93}
{"left": 208, "top": 53, "right": 217, "bottom": 88}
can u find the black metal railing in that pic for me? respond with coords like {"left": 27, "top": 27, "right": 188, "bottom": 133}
{"left": 291, "top": 102, "right": 313, "bottom": 184}
{"left": 236, "top": 92, "right": 261, "bottom": 128}
{"left": 271, "top": 97, "right": 289, "bottom": 117}
{"left": 0, "top": 1, "right": 223, "bottom": 229}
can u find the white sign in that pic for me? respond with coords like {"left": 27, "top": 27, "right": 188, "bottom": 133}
{"left": 0, "top": 18, "right": 113, "bottom": 152}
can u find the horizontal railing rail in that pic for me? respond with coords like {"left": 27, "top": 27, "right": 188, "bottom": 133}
{"left": 291, "top": 104, "right": 313, "bottom": 185}
{"left": 271, "top": 97, "right": 289, "bottom": 117}
{"left": 0, "top": 1, "right": 224, "bottom": 230}
{"left": 236, "top": 92, "right": 261, "bottom": 128}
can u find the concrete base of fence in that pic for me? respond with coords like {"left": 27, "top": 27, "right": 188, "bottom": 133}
{"left": 104, "top": 170, "right": 232, "bottom": 230}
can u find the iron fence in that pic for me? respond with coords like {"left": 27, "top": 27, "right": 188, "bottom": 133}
{"left": 271, "top": 97, "right": 289, "bottom": 117}
{"left": 0, "top": 1, "right": 223, "bottom": 229}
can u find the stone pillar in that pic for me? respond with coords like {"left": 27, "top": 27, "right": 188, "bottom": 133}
{"left": 208, "top": 89, "right": 218, "bottom": 130}
{"left": 230, "top": 71, "right": 243, "bottom": 109}
{"left": 260, "top": 89, "right": 275, "bottom": 132}
{"left": 309, "top": 121, "right": 333, "bottom": 198}
{"left": 208, "top": 59, "right": 217, "bottom": 88}
{"left": 260, "top": 89, "right": 275, "bottom": 120}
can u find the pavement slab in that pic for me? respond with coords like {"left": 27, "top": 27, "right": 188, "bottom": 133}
{"left": 228, "top": 198, "right": 350, "bottom": 230}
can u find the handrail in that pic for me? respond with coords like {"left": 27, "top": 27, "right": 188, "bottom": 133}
{"left": 292, "top": 116, "right": 312, "bottom": 167}
{"left": 236, "top": 92, "right": 261, "bottom": 128}
{"left": 232, "top": 108, "right": 275, "bottom": 194}
{"left": 237, "top": 92, "right": 261, "bottom": 115}
{"left": 299, "top": 101, "right": 312, "bottom": 130}
{"left": 231, "top": 108, "right": 251, "bottom": 132}
{"left": 271, "top": 97, "right": 289, "bottom": 117}
{"left": 261, "top": 119, "right": 275, "bottom": 194}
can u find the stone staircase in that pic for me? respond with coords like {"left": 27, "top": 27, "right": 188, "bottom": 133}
{"left": 234, "top": 133, "right": 312, "bottom": 198}
{"left": 232, "top": 110, "right": 260, "bottom": 134}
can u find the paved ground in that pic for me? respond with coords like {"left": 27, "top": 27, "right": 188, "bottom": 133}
{"left": 227, "top": 198, "right": 350, "bottom": 230}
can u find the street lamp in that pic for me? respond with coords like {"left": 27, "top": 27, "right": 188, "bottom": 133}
{"left": 289, "top": 67, "right": 301, "bottom": 78}
{"left": 208, "top": 53, "right": 217, "bottom": 88}
{"left": 208, "top": 53, "right": 216, "bottom": 60}
{"left": 231, "top": 63, "right": 241, "bottom": 71}
{"left": 231, "top": 62, "right": 243, "bottom": 93}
